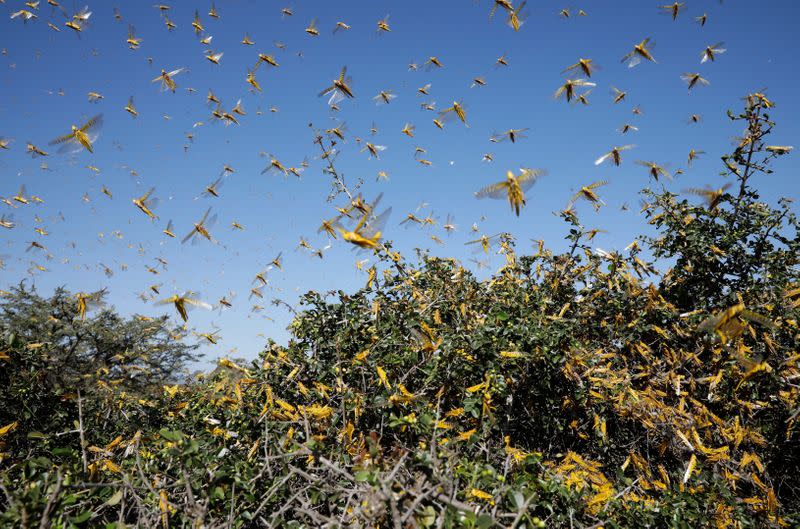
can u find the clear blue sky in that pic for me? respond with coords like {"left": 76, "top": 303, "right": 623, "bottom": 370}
{"left": 1, "top": 0, "right": 797, "bottom": 365}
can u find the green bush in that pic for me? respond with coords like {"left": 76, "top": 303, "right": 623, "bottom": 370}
{"left": 1, "top": 94, "right": 797, "bottom": 528}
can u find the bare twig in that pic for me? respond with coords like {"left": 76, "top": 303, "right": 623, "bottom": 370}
{"left": 310, "top": 124, "right": 353, "bottom": 201}
{"left": 251, "top": 469, "right": 297, "bottom": 520}
{"left": 431, "top": 490, "right": 475, "bottom": 514}
{"left": 77, "top": 390, "right": 88, "bottom": 475}
{"left": 38, "top": 470, "right": 63, "bottom": 529}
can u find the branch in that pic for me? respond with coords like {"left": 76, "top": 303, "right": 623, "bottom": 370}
{"left": 310, "top": 124, "right": 353, "bottom": 201}
{"left": 77, "top": 390, "right": 88, "bottom": 476}
{"left": 734, "top": 105, "right": 763, "bottom": 217}
{"left": 38, "top": 470, "right": 63, "bottom": 529}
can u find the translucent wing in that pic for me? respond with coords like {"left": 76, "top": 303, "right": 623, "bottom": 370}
{"left": 365, "top": 192, "right": 384, "bottom": 214}
{"left": 517, "top": 168, "right": 546, "bottom": 191}
{"left": 318, "top": 85, "right": 335, "bottom": 98}
{"left": 80, "top": 113, "right": 104, "bottom": 132}
{"left": 560, "top": 63, "right": 579, "bottom": 75}
{"left": 577, "top": 88, "right": 594, "bottom": 101}
{"left": 507, "top": 0, "right": 529, "bottom": 27}
{"left": 56, "top": 135, "right": 97, "bottom": 154}
{"left": 185, "top": 297, "right": 213, "bottom": 311}
{"left": 76, "top": 6, "right": 92, "bottom": 20}
{"left": 594, "top": 153, "right": 612, "bottom": 166}
{"left": 205, "top": 213, "right": 218, "bottom": 230}
{"left": 328, "top": 89, "right": 345, "bottom": 106}
{"left": 198, "top": 207, "right": 212, "bottom": 225}
{"left": 373, "top": 91, "right": 396, "bottom": 105}
{"left": 49, "top": 131, "right": 75, "bottom": 145}
{"left": 181, "top": 228, "right": 197, "bottom": 244}
{"left": 588, "top": 180, "right": 609, "bottom": 189}
{"left": 437, "top": 106, "right": 458, "bottom": 123}
{"left": 490, "top": 131, "right": 506, "bottom": 143}
{"left": 511, "top": 128, "right": 530, "bottom": 140}
{"left": 203, "top": 177, "right": 224, "bottom": 196}
{"left": 361, "top": 207, "right": 392, "bottom": 238}
{"left": 465, "top": 233, "right": 501, "bottom": 246}
{"left": 155, "top": 296, "right": 176, "bottom": 306}
{"left": 82, "top": 289, "right": 107, "bottom": 310}
{"left": 475, "top": 181, "right": 509, "bottom": 200}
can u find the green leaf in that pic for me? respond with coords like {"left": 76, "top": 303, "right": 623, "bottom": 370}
{"left": 105, "top": 489, "right": 124, "bottom": 507}
{"left": 419, "top": 412, "right": 433, "bottom": 427}
{"left": 509, "top": 490, "right": 525, "bottom": 510}
{"left": 475, "top": 514, "right": 494, "bottom": 529}
{"left": 184, "top": 439, "right": 199, "bottom": 455}
{"left": 418, "top": 505, "right": 436, "bottom": 528}
{"left": 30, "top": 456, "right": 52, "bottom": 469}
{"left": 70, "top": 510, "right": 92, "bottom": 524}
{"left": 159, "top": 428, "right": 183, "bottom": 442}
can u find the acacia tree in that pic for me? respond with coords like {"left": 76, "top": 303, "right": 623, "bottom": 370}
{"left": 0, "top": 283, "right": 198, "bottom": 458}
{"left": 645, "top": 92, "right": 798, "bottom": 310}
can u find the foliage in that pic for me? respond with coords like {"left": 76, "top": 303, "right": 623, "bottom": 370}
{"left": 0, "top": 95, "right": 798, "bottom": 528}
{"left": 0, "top": 284, "right": 198, "bottom": 466}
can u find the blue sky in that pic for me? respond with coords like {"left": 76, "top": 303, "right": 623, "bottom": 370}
{"left": 1, "top": 0, "right": 797, "bottom": 366}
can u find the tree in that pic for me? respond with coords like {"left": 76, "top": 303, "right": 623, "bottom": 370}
{"left": 0, "top": 282, "right": 198, "bottom": 459}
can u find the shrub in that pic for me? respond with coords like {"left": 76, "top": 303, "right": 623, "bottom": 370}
{"left": 0, "top": 94, "right": 797, "bottom": 528}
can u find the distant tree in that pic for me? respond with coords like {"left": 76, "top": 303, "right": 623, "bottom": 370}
{"left": 0, "top": 282, "right": 198, "bottom": 457}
